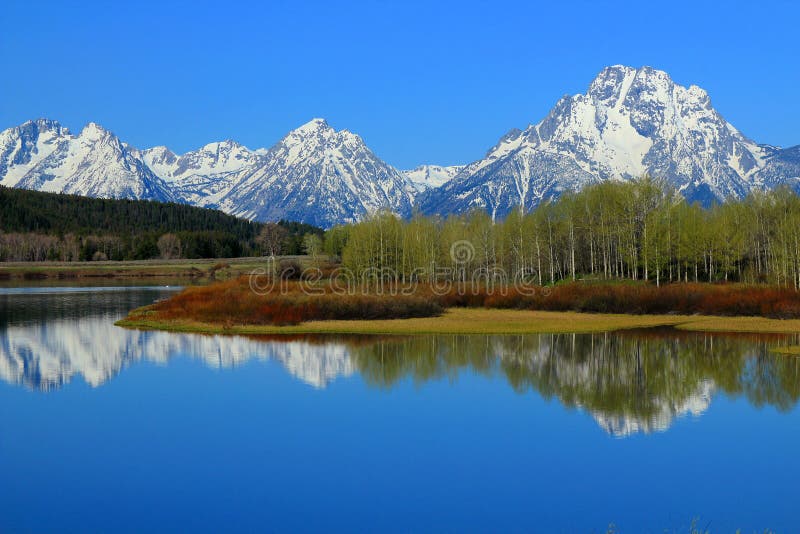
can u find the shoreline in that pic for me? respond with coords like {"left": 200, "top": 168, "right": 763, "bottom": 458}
{"left": 0, "top": 257, "right": 277, "bottom": 281}
{"left": 116, "top": 307, "right": 800, "bottom": 337}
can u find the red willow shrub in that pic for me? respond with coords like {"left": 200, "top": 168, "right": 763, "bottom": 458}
{"left": 145, "top": 277, "right": 800, "bottom": 327}
{"left": 148, "top": 277, "right": 443, "bottom": 326}
{"left": 427, "top": 282, "right": 800, "bottom": 318}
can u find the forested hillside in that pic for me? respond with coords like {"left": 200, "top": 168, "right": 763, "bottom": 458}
{"left": 0, "top": 186, "right": 259, "bottom": 235}
{"left": 0, "top": 187, "right": 321, "bottom": 261}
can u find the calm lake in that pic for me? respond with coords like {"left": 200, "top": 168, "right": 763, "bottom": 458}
{"left": 1, "top": 287, "right": 799, "bottom": 532}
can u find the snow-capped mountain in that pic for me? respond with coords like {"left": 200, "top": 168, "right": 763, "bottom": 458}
{"left": 3, "top": 66, "right": 800, "bottom": 225}
{"left": 135, "top": 140, "right": 263, "bottom": 205}
{"left": 419, "top": 65, "right": 788, "bottom": 217}
{"left": 402, "top": 164, "right": 464, "bottom": 192}
{"left": 135, "top": 120, "right": 417, "bottom": 226}
{"left": 0, "top": 118, "right": 416, "bottom": 227}
{"left": 211, "top": 119, "right": 415, "bottom": 228}
{"left": 0, "top": 119, "right": 174, "bottom": 201}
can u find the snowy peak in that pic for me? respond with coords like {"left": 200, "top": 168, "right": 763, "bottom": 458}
{"left": 80, "top": 121, "right": 112, "bottom": 141}
{"left": 275, "top": 118, "right": 366, "bottom": 164}
{"left": 295, "top": 117, "right": 330, "bottom": 133}
{"left": 187, "top": 140, "right": 256, "bottom": 174}
{"left": 420, "top": 64, "right": 780, "bottom": 217}
{"left": 0, "top": 119, "right": 72, "bottom": 187}
{"left": 215, "top": 118, "right": 415, "bottom": 227}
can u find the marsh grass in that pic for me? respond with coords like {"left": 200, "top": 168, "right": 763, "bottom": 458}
{"left": 119, "top": 276, "right": 800, "bottom": 334}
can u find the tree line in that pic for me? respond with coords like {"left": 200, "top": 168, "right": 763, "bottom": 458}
{"left": 327, "top": 177, "right": 800, "bottom": 288}
{"left": 0, "top": 187, "right": 322, "bottom": 261}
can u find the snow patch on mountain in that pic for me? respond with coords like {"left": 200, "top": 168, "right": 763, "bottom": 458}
{"left": 402, "top": 164, "right": 464, "bottom": 192}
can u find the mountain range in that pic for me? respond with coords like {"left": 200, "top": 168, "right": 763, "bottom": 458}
{"left": 2, "top": 65, "right": 799, "bottom": 227}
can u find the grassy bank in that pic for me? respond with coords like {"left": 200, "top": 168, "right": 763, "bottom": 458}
{"left": 117, "top": 307, "right": 800, "bottom": 336}
{"left": 115, "top": 277, "right": 800, "bottom": 337}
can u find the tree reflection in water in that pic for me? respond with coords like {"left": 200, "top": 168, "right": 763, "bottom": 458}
{"left": 348, "top": 330, "right": 800, "bottom": 435}
{"left": 2, "top": 286, "right": 799, "bottom": 437}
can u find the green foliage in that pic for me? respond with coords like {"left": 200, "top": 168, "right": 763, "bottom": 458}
{"left": 276, "top": 220, "right": 324, "bottom": 255}
{"left": 334, "top": 178, "right": 800, "bottom": 288}
{"left": 323, "top": 225, "right": 350, "bottom": 257}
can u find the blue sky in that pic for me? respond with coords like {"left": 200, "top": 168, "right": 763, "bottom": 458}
{"left": 1, "top": 0, "right": 797, "bottom": 168}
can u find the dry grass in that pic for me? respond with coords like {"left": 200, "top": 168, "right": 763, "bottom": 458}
{"left": 773, "top": 345, "right": 800, "bottom": 355}
{"left": 118, "top": 307, "right": 800, "bottom": 336}
{"left": 675, "top": 316, "right": 800, "bottom": 334}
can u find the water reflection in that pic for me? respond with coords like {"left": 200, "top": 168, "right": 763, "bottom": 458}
{"left": 348, "top": 332, "right": 800, "bottom": 435}
{"left": 2, "top": 288, "right": 800, "bottom": 436}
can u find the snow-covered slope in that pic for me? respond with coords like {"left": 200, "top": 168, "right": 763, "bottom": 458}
{"left": 0, "top": 119, "right": 174, "bottom": 201}
{"left": 402, "top": 164, "right": 464, "bottom": 192}
{"left": 213, "top": 119, "right": 415, "bottom": 228}
{"left": 752, "top": 145, "right": 800, "bottom": 191}
{"left": 419, "top": 65, "right": 777, "bottom": 217}
{"left": 139, "top": 140, "right": 259, "bottom": 182}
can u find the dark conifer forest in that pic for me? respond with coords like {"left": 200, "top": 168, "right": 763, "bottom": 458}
{"left": 0, "top": 187, "right": 321, "bottom": 261}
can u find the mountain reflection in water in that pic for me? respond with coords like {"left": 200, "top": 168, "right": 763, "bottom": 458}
{"left": 2, "top": 287, "right": 800, "bottom": 437}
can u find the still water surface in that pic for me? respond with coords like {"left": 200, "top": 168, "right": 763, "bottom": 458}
{"left": 1, "top": 287, "right": 799, "bottom": 532}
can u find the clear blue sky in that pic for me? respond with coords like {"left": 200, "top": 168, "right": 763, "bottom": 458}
{"left": 1, "top": 0, "right": 797, "bottom": 168}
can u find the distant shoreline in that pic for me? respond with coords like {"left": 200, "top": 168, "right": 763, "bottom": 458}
{"left": 0, "top": 257, "right": 279, "bottom": 281}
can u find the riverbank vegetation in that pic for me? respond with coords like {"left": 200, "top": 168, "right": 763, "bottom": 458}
{"left": 119, "top": 275, "right": 800, "bottom": 333}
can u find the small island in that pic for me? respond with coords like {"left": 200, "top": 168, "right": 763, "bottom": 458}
{"left": 117, "top": 275, "right": 800, "bottom": 338}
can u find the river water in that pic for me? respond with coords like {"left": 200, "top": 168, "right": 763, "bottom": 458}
{"left": 1, "top": 287, "right": 798, "bottom": 532}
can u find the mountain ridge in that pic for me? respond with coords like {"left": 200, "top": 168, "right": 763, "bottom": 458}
{"left": 2, "top": 65, "right": 800, "bottom": 226}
